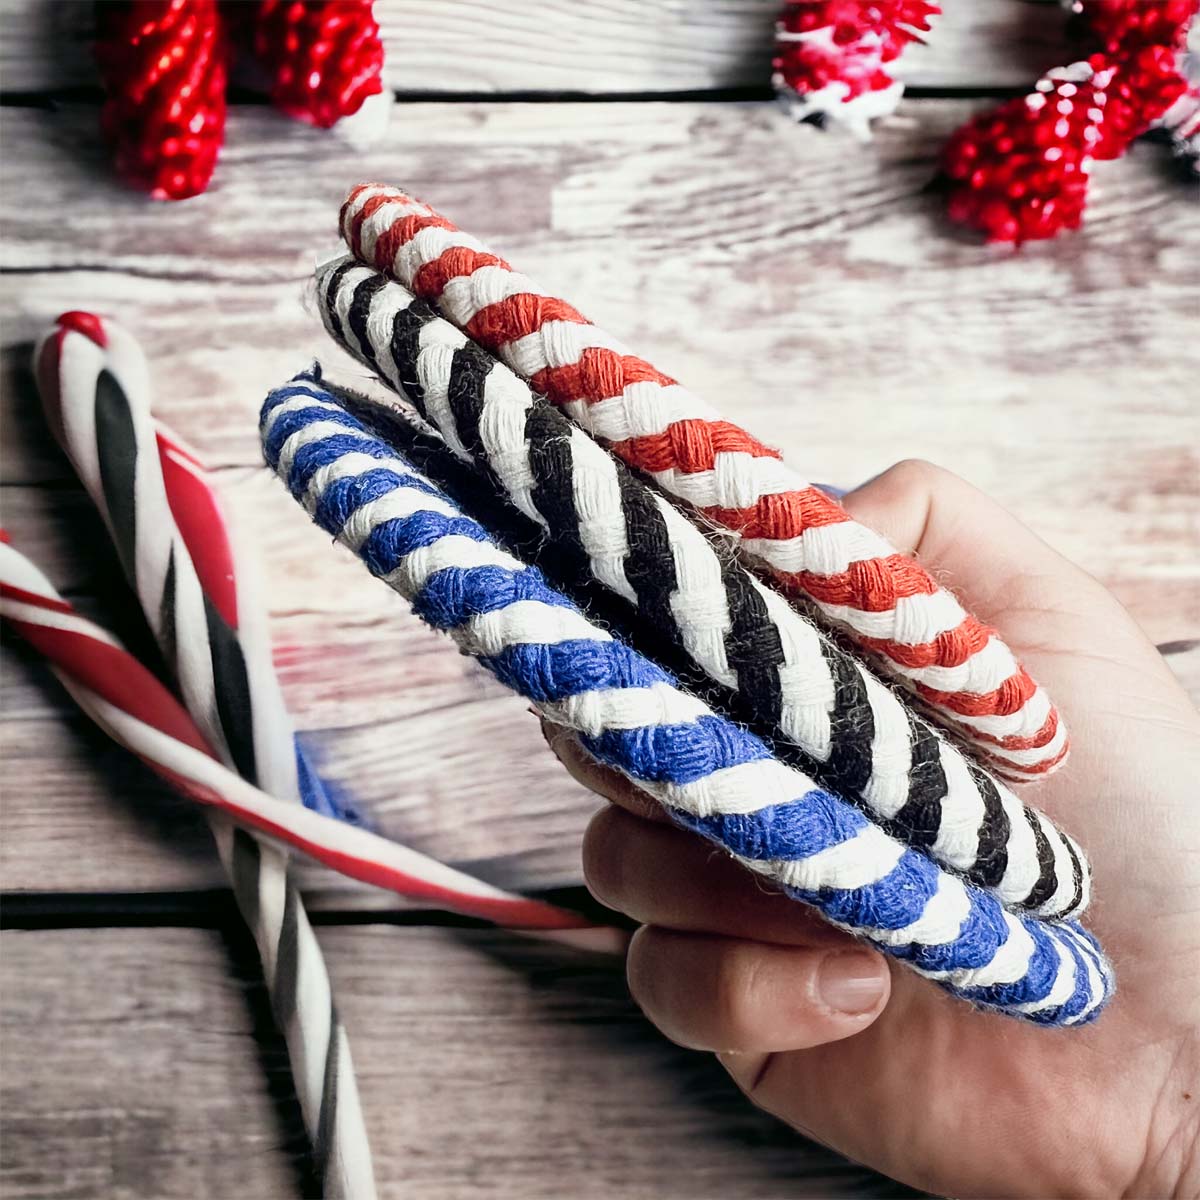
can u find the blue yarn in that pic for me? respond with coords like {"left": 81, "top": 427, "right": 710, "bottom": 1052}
{"left": 415, "top": 562, "right": 577, "bottom": 625}
{"left": 261, "top": 375, "right": 1112, "bottom": 1026}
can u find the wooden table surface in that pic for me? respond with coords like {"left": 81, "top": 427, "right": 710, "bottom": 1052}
{"left": 2, "top": 3, "right": 1197, "bottom": 1197}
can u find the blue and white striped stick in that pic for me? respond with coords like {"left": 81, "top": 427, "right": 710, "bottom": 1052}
{"left": 260, "top": 366, "right": 1114, "bottom": 1027}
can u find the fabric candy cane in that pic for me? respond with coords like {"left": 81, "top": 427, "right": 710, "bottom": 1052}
{"left": 0, "top": 536, "right": 601, "bottom": 936}
{"left": 31, "top": 311, "right": 602, "bottom": 932}
{"left": 315, "top": 255, "right": 1089, "bottom": 920}
{"left": 336, "top": 184, "right": 1067, "bottom": 781}
{"left": 34, "top": 311, "right": 352, "bottom": 821}
{"left": 261, "top": 369, "right": 1113, "bottom": 1027}
{"left": 34, "top": 311, "right": 373, "bottom": 1200}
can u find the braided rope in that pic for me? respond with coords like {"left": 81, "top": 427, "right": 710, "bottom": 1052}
{"left": 260, "top": 369, "right": 1113, "bottom": 1026}
{"left": 337, "top": 183, "right": 1068, "bottom": 780}
{"left": 314, "top": 255, "right": 1089, "bottom": 920}
{"left": 33, "top": 313, "right": 375, "bottom": 1199}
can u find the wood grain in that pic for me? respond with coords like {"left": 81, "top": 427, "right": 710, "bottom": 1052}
{"left": 0, "top": 0, "right": 1072, "bottom": 95}
{"left": 0, "top": 925, "right": 912, "bottom": 1199}
{"left": 2, "top": 98, "right": 1197, "bottom": 898}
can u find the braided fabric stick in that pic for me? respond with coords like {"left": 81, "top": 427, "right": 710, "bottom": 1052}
{"left": 261, "top": 369, "right": 1113, "bottom": 1026}
{"left": 337, "top": 184, "right": 1068, "bottom": 781}
{"left": 315, "top": 256, "right": 1089, "bottom": 920}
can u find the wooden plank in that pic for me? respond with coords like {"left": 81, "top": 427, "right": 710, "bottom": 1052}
{"left": 0, "top": 0, "right": 1072, "bottom": 95}
{"left": 2, "top": 100, "right": 1197, "bottom": 899}
{"left": 0, "top": 925, "right": 909, "bottom": 1198}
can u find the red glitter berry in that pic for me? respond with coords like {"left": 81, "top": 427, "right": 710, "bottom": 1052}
{"left": 250, "top": 0, "right": 384, "bottom": 129}
{"left": 941, "top": 70, "right": 1104, "bottom": 243}
{"left": 1073, "top": 0, "right": 1195, "bottom": 55}
{"left": 1089, "top": 45, "right": 1189, "bottom": 158}
{"left": 774, "top": 0, "right": 939, "bottom": 105}
{"left": 94, "top": 0, "right": 227, "bottom": 200}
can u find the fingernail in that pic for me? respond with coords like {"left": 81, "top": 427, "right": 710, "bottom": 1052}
{"left": 817, "top": 952, "right": 885, "bottom": 1015}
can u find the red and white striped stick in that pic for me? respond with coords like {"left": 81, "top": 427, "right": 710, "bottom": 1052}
{"left": 0, "top": 535, "right": 610, "bottom": 939}
{"left": 337, "top": 183, "right": 1069, "bottom": 780}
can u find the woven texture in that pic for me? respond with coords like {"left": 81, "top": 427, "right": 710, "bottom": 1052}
{"left": 337, "top": 183, "right": 1068, "bottom": 781}
{"left": 316, "top": 255, "right": 1090, "bottom": 920}
{"left": 260, "top": 368, "right": 1113, "bottom": 1026}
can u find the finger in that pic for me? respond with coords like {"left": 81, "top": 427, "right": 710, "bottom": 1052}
{"left": 583, "top": 804, "right": 855, "bottom": 948}
{"left": 626, "top": 927, "right": 890, "bottom": 1054}
{"left": 540, "top": 719, "right": 671, "bottom": 823}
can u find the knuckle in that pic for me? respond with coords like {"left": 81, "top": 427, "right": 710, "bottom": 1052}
{"left": 884, "top": 457, "right": 945, "bottom": 492}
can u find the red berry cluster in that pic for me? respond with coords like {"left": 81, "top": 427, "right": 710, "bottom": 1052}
{"left": 94, "top": 0, "right": 385, "bottom": 200}
{"left": 942, "top": 0, "right": 1196, "bottom": 243}
{"left": 251, "top": 0, "right": 384, "bottom": 130}
{"left": 95, "top": 0, "right": 227, "bottom": 200}
{"left": 773, "top": 1, "right": 939, "bottom": 118}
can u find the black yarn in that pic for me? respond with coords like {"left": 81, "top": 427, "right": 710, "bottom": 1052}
{"left": 388, "top": 304, "right": 431, "bottom": 405}
{"left": 964, "top": 762, "right": 1012, "bottom": 888}
{"left": 885, "top": 710, "right": 950, "bottom": 847}
{"left": 1021, "top": 805, "right": 1063, "bottom": 912}
{"left": 445, "top": 342, "right": 495, "bottom": 460}
{"left": 525, "top": 404, "right": 588, "bottom": 564}
{"left": 816, "top": 637, "right": 877, "bottom": 799}
{"left": 615, "top": 468, "right": 680, "bottom": 633}
{"left": 720, "top": 558, "right": 787, "bottom": 730}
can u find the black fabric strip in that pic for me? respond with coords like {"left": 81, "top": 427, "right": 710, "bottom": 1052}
{"left": 884, "top": 714, "right": 949, "bottom": 849}
{"left": 720, "top": 559, "right": 786, "bottom": 729}
{"left": 1061, "top": 834, "right": 1085, "bottom": 917}
{"left": 1019, "top": 808, "right": 1060, "bottom": 911}
{"left": 525, "top": 403, "right": 586, "bottom": 562}
{"left": 345, "top": 273, "right": 389, "bottom": 370}
{"left": 965, "top": 761, "right": 1010, "bottom": 888}
{"left": 206, "top": 598, "right": 259, "bottom": 786}
{"left": 385, "top": 300, "right": 436, "bottom": 406}
{"left": 614, "top": 469, "right": 678, "bottom": 632}
{"left": 323, "top": 261, "right": 357, "bottom": 343}
{"left": 94, "top": 368, "right": 140, "bottom": 587}
{"left": 445, "top": 342, "right": 498, "bottom": 463}
{"left": 814, "top": 638, "right": 876, "bottom": 798}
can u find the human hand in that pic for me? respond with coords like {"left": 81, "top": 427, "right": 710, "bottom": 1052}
{"left": 545, "top": 459, "right": 1200, "bottom": 1198}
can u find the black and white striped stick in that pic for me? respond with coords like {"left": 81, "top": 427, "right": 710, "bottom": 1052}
{"left": 35, "top": 312, "right": 376, "bottom": 1200}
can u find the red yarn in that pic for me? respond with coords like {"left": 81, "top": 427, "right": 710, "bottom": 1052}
{"left": 250, "top": 0, "right": 384, "bottom": 129}
{"left": 94, "top": 0, "right": 228, "bottom": 200}
{"left": 773, "top": 1, "right": 939, "bottom": 119}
